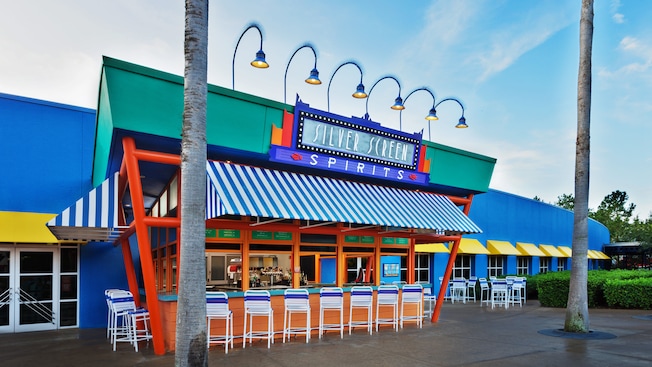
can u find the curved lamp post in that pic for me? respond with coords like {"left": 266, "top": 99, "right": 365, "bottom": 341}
{"left": 232, "top": 23, "right": 269, "bottom": 90}
{"left": 424, "top": 97, "right": 467, "bottom": 140}
{"left": 364, "top": 75, "right": 404, "bottom": 120}
{"left": 326, "top": 61, "right": 367, "bottom": 112}
{"left": 399, "top": 86, "right": 437, "bottom": 132}
{"left": 283, "top": 43, "right": 321, "bottom": 104}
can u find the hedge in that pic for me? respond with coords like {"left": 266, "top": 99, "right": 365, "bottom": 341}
{"left": 535, "top": 270, "right": 652, "bottom": 309}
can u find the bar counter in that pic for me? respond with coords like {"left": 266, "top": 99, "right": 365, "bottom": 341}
{"left": 149, "top": 283, "right": 431, "bottom": 351}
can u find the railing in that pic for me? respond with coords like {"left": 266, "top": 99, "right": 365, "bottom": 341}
{"left": 0, "top": 288, "right": 11, "bottom": 311}
{"left": 18, "top": 288, "right": 55, "bottom": 324}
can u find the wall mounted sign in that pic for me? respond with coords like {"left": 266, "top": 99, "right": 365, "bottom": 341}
{"left": 270, "top": 100, "right": 430, "bottom": 185}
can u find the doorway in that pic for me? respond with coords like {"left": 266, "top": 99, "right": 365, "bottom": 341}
{"left": 0, "top": 247, "right": 59, "bottom": 333}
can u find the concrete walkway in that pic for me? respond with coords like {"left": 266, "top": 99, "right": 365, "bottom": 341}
{"left": 1, "top": 302, "right": 651, "bottom": 367}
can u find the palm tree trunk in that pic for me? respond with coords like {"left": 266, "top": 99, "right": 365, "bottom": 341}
{"left": 565, "top": 0, "right": 593, "bottom": 333}
{"left": 175, "top": 0, "right": 208, "bottom": 365}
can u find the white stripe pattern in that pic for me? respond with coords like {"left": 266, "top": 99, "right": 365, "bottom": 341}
{"left": 205, "top": 161, "right": 481, "bottom": 234}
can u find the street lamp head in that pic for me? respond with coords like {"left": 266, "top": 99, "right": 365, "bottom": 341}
{"left": 353, "top": 83, "right": 367, "bottom": 99}
{"left": 426, "top": 107, "right": 439, "bottom": 121}
{"left": 391, "top": 96, "right": 405, "bottom": 110}
{"left": 306, "top": 68, "right": 322, "bottom": 85}
{"left": 251, "top": 49, "right": 269, "bottom": 68}
{"left": 456, "top": 116, "right": 468, "bottom": 128}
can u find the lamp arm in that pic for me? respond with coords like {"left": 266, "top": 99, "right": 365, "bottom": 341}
{"left": 434, "top": 97, "right": 465, "bottom": 117}
{"left": 327, "top": 60, "right": 364, "bottom": 112}
{"left": 232, "top": 23, "right": 264, "bottom": 89}
{"left": 284, "top": 44, "right": 318, "bottom": 104}
{"left": 365, "top": 75, "right": 402, "bottom": 118}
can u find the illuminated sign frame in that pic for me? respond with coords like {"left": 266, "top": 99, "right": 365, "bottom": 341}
{"left": 269, "top": 100, "right": 429, "bottom": 185}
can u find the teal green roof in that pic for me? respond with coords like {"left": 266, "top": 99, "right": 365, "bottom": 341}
{"left": 95, "top": 56, "right": 495, "bottom": 195}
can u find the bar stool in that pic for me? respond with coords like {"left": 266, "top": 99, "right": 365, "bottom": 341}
{"left": 491, "top": 280, "right": 509, "bottom": 309}
{"left": 349, "top": 286, "right": 373, "bottom": 335}
{"left": 375, "top": 285, "right": 399, "bottom": 332}
{"left": 466, "top": 276, "right": 477, "bottom": 303}
{"left": 319, "top": 287, "right": 344, "bottom": 339}
{"left": 422, "top": 286, "right": 437, "bottom": 320}
{"left": 108, "top": 290, "right": 152, "bottom": 352}
{"left": 206, "top": 291, "right": 233, "bottom": 353}
{"left": 283, "top": 289, "right": 311, "bottom": 343}
{"left": 479, "top": 278, "right": 491, "bottom": 306}
{"left": 400, "top": 284, "right": 423, "bottom": 329}
{"left": 243, "top": 290, "right": 274, "bottom": 349}
{"left": 509, "top": 277, "right": 525, "bottom": 307}
{"left": 105, "top": 288, "right": 125, "bottom": 340}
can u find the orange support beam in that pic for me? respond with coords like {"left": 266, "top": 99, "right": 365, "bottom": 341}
{"left": 431, "top": 194, "right": 474, "bottom": 323}
{"left": 122, "top": 137, "right": 165, "bottom": 355}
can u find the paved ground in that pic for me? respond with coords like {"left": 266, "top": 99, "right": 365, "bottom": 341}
{"left": 1, "top": 302, "right": 651, "bottom": 367}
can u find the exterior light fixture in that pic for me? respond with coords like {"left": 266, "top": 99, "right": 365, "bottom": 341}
{"left": 232, "top": 23, "right": 268, "bottom": 90}
{"left": 391, "top": 96, "right": 405, "bottom": 110}
{"left": 353, "top": 83, "right": 368, "bottom": 99}
{"left": 364, "top": 75, "right": 403, "bottom": 121}
{"left": 426, "top": 97, "right": 468, "bottom": 139}
{"left": 284, "top": 43, "right": 321, "bottom": 104}
{"left": 400, "top": 87, "right": 437, "bottom": 131}
{"left": 327, "top": 60, "right": 367, "bottom": 112}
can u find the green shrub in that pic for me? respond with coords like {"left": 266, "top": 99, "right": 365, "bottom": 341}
{"left": 604, "top": 278, "right": 652, "bottom": 309}
{"left": 534, "top": 269, "right": 652, "bottom": 309}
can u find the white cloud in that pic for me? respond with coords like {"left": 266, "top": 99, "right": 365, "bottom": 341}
{"left": 613, "top": 13, "right": 625, "bottom": 24}
{"left": 610, "top": 0, "right": 625, "bottom": 23}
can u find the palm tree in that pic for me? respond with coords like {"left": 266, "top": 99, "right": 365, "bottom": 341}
{"left": 565, "top": 0, "right": 593, "bottom": 333}
{"left": 175, "top": 0, "right": 208, "bottom": 365}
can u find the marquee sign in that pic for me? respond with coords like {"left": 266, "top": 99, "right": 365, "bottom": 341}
{"left": 269, "top": 100, "right": 430, "bottom": 185}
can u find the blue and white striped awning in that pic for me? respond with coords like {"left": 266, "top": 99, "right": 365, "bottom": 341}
{"left": 206, "top": 161, "right": 481, "bottom": 235}
{"left": 47, "top": 172, "right": 127, "bottom": 242}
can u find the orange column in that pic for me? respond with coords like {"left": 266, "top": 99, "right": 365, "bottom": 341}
{"left": 292, "top": 230, "right": 301, "bottom": 288}
{"left": 336, "top": 234, "right": 344, "bottom": 287}
{"left": 407, "top": 238, "right": 415, "bottom": 284}
{"left": 122, "top": 137, "right": 165, "bottom": 355}
{"left": 432, "top": 194, "right": 474, "bottom": 323}
{"left": 374, "top": 238, "right": 381, "bottom": 286}
{"left": 241, "top": 234, "right": 250, "bottom": 291}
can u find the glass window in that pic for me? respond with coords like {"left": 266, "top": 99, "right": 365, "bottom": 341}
{"left": 414, "top": 254, "right": 430, "bottom": 283}
{"left": 539, "top": 257, "right": 550, "bottom": 274}
{"left": 60, "top": 248, "right": 78, "bottom": 273}
{"left": 517, "top": 257, "right": 529, "bottom": 275}
{"left": 557, "top": 258, "right": 567, "bottom": 271}
{"left": 488, "top": 256, "right": 504, "bottom": 277}
{"left": 453, "top": 255, "right": 471, "bottom": 279}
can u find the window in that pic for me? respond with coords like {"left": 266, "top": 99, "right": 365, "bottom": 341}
{"left": 414, "top": 254, "right": 430, "bottom": 283}
{"left": 516, "top": 257, "right": 530, "bottom": 275}
{"left": 488, "top": 256, "right": 504, "bottom": 277}
{"left": 453, "top": 255, "right": 471, "bottom": 279}
{"left": 539, "top": 257, "right": 550, "bottom": 274}
{"left": 557, "top": 258, "right": 566, "bottom": 272}
{"left": 59, "top": 245, "right": 79, "bottom": 328}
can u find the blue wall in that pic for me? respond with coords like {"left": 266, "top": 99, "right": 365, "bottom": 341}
{"left": 1, "top": 93, "right": 130, "bottom": 328}
{"left": 468, "top": 189, "right": 610, "bottom": 250}
{"left": 428, "top": 189, "right": 611, "bottom": 284}
{"left": 0, "top": 93, "right": 96, "bottom": 213}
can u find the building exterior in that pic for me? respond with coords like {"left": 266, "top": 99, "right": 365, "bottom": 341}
{"left": 0, "top": 56, "right": 609, "bottom": 353}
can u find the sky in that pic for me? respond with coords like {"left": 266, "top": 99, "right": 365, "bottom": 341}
{"left": 2, "top": 0, "right": 651, "bottom": 218}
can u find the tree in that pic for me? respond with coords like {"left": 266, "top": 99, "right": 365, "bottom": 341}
{"left": 175, "top": 1, "right": 208, "bottom": 366}
{"left": 590, "top": 190, "right": 636, "bottom": 242}
{"left": 532, "top": 196, "right": 543, "bottom": 202}
{"left": 565, "top": 0, "right": 593, "bottom": 334}
{"left": 555, "top": 193, "right": 575, "bottom": 211}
